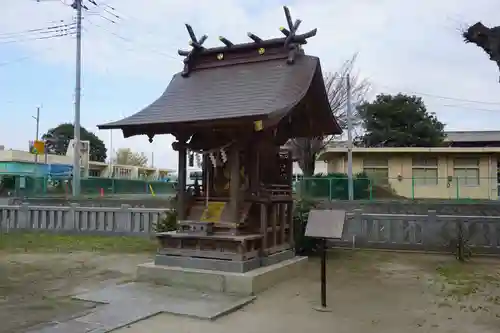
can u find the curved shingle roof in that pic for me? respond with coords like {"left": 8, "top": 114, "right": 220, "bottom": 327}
{"left": 98, "top": 53, "right": 341, "bottom": 138}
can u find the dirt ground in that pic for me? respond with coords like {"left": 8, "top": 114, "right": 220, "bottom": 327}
{"left": 1, "top": 250, "right": 499, "bottom": 333}
{"left": 0, "top": 252, "right": 152, "bottom": 333}
{"left": 117, "top": 251, "right": 500, "bottom": 333}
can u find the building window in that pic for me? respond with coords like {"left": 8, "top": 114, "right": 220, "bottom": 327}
{"left": 363, "top": 157, "right": 389, "bottom": 185}
{"left": 453, "top": 157, "right": 480, "bottom": 186}
{"left": 412, "top": 157, "right": 438, "bottom": 186}
{"left": 114, "top": 167, "right": 132, "bottom": 179}
{"left": 454, "top": 157, "right": 480, "bottom": 186}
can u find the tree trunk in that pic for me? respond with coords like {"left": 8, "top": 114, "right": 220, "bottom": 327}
{"left": 301, "top": 154, "right": 316, "bottom": 177}
{"left": 297, "top": 138, "right": 316, "bottom": 177}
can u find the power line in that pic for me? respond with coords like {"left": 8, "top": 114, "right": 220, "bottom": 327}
{"left": 440, "top": 104, "right": 500, "bottom": 113}
{"left": 0, "top": 30, "right": 76, "bottom": 45}
{"left": 85, "top": 19, "right": 179, "bottom": 61}
{"left": 84, "top": 1, "right": 120, "bottom": 22}
{"left": 0, "top": 22, "right": 74, "bottom": 38}
{"left": 0, "top": 45, "right": 58, "bottom": 67}
{"left": 91, "top": 3, "right": 185, "bottom": 47}
{"left": 376, "top": 83, "right": 500, "bottom": 106}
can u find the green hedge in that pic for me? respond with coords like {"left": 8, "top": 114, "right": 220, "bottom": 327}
{"left": 293, "top": 199, "right": 320, "bottom": 255}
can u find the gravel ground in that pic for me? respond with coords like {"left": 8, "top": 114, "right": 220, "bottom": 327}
{"left": 1, "top": 250, "right": 499, "bottom": 333}
{"left": 0, "top": 252, "right": 152, "bottom": 333}
{"left": 116, "top": 251, "right": 500, "bottom": 333}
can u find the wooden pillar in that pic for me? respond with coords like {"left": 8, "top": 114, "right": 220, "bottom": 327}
{"left": 287, "top": 202, "right": 294, "bottom": 246}
{"left": 229, "top": 146, "right": 240, "bottom": 222}
{"left": 280, "top": 203, "right": 287, "bottom": 245}
{"left": 260, "top": 203, "right": 268, "bottom": 251}
{"left": 271, "top": 204, "right": 277, "bottom": 248}
{"left": 201, "top": 154, "right": 208, "bottom": 195}
{"left": 177, "top": 141, "right": 187, "bottom": 220}
{"left": 250, "top": 143, "right": 260, "bottom": 194}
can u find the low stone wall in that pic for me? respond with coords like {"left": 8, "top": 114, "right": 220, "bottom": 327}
{"left": 321, "top": 199, "right": 500, "bottom": 216}
{"left": 0, "top": 203, "right": 169, "bottom": 236}
{"left": 329, "top": 209, "right": 500, "bottom": 254}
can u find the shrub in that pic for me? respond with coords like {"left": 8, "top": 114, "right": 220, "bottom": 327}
{"left": 293, "top": 198, "right": 320, "bottom": 255}
{"left": 153, "top": 197, "right": 178, "bottom": 233}
{"left": 154, "top": 209, "right": 178, "bottom": 233}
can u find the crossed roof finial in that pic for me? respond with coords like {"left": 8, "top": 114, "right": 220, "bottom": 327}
{"left": 178, "top": 24, "right": 208, "bottom": 77}
{"left": 178, "top": 5, "right": 318, "bottom": 75}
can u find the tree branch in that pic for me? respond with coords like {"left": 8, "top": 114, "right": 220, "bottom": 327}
{"left": 287, "top": 54, "right": 370, "bottom": 175}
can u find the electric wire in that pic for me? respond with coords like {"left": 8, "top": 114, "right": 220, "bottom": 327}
{"left": 0, "top": 45, "right": 59, "bottom": 67}
{"left": 85, "top": 18, "right": 179, "bottom": 61}
{"left": 0, "top": 22, "right": 74, "bottom": 38}
{"left": 376, "top": 83, "right": 500, "bottom": 106}
{"left": 0, "top": 29, "right": 76, "bottom": 45}
{"left": 8, "top": 0, "right": 500, "bottom": 114}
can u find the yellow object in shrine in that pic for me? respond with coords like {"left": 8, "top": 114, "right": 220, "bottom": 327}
{"left": 254, "top": 120, "right": 263, "bottom": 131}
{"left": 200, "top": 202, "right": 226, "bottom": 223}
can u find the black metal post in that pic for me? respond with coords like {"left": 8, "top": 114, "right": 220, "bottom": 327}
{"left": 320, "top": 237, "right": 327, "bottom": 308}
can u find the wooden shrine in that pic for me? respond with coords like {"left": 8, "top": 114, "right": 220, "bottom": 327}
{"left": 98, "top": 6, "right": 342, "bottom": 273}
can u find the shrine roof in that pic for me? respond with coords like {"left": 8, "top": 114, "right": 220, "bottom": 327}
{"left": 97, "top": 7, "right": 342, "bottom": 139}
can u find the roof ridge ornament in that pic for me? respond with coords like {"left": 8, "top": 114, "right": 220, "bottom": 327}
{"left": 218, "top": 36, "right": 234, "bottom": 47}
{"left": 178, "top": 24, "right": 208, "bottom": 77}
{"left": 177, "top": 5, "right": 318, "bottom": 76}
{"left": 279, "top": 6, "right": 317, "bottom": 64}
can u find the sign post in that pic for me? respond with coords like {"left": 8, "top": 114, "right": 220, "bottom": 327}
{"left": 305, "top": 209, "right": 346, "bottom": 312}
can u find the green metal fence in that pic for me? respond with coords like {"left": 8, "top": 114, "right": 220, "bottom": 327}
{"left": 1, "top": 176, "right": 176, "bottom": 197}
{"left": 80, "top": 177, "right": 175, "bottom": 196}
{"left": 3, "top": 174, "right": 497, "bottom": 200}
{"left": 296, "top": 176, "right": 500, "bottom": 201}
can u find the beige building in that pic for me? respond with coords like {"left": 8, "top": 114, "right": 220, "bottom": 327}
{"left": 0, "top": 145, "right": 173, "bottom": 181}
{"left": 319, "top": 147, "right": 500, "bottom": 200}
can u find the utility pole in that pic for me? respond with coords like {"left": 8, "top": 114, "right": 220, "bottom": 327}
{"left": 108, "top": 129, "right": 113, "bottom": 177}
{"left": 34, "top": 106, "right": 40, "bottom": 140}
{"left": 72, "top": 0, "right": 83, "bottom": 196}
{"left": 346, "top": 74, "right": 354, "bottom": 201}
{"left": 32, "top": 106, "right": 41, "bottom": 163}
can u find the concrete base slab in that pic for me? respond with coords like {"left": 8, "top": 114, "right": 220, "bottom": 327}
{"left": 137, "top": 256, "right": 308, "bottom": 296}
{"left": 31, "top": 282, "right": 256, "bottom": 333}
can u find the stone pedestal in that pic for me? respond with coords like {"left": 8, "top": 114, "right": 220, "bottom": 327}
{"left": 136, "top": 256, "right": 307, "bottom": 296}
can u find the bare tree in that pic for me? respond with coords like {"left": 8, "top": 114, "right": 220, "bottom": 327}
{"left": 113, "top": 148, "right": 148, "bottom": 167}
{"left": 462, "top": 22, "right": 500, "bottom": 82}
{"left": 287, "top": 54, "right": 370, "bottom": 176}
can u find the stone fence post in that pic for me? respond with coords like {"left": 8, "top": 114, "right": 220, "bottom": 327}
{"left": 19, "top": 203, "right": 30, "bottom": 229}
{"left": 117, "top": 204, "right": 132, "bottom": 232}
{"left": 66, "top": 203, "right": 79, "bottom": 231}
{"left": 422, "top": 210, "right": 436, "bottom": 250}
{"left": 352, "top": 209, "right": 364, "bottom": 244}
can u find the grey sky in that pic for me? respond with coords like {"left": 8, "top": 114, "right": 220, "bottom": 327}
{"left": 1, "top": 0, "right": 499, "bottom": 168}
